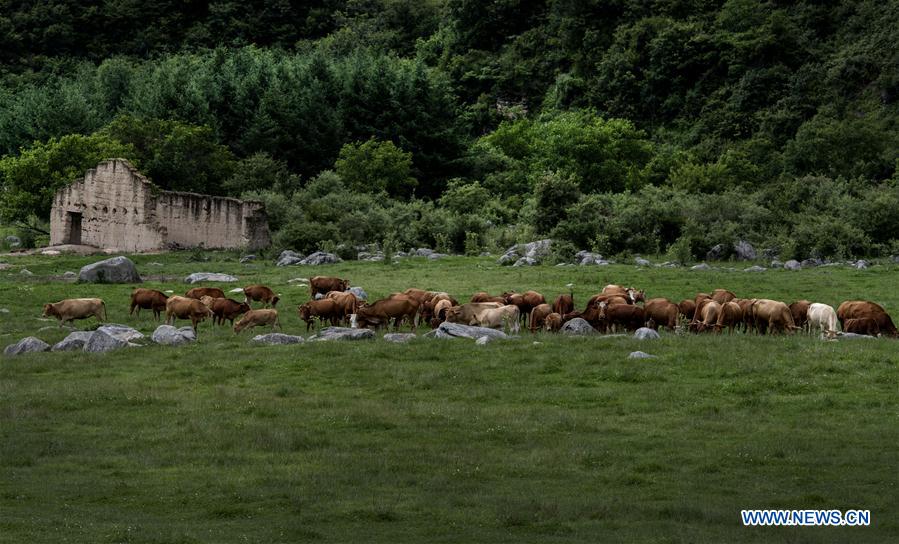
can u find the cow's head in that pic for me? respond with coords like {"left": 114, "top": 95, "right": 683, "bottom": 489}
{"left": 444, "top": 306, "right": 463, "bottom": 323}
{"left": 340, "top": 279, "right": 350, "bottom": 291}
{"left": 270, "top": 295, "right": 280, "bottom": 307}
{"left": 297, "top": 304, "right": 311, "bottom": 320}
{"left": 42, "top": 303, "right": 56, "bottom": 318}
{"left": 238, "top": 302, "right": 251, "bottom": 314}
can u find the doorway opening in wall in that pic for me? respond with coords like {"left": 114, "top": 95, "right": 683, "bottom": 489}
{"left": 65, "top": 212, "right": 82, "bottom": 245}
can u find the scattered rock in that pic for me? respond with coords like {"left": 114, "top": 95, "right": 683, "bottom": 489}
{"left": 892, "top": 255, "right": 899, "bottom": 264}
{"left": 413, "top": 248, "right": 436, "bottom": 257}
{"left": 184, "top": 272, "right": 238, "bottom": 284}
{"left": 300, "top": 251, "right": 342, "bottom": 265}
{"left": 428, "top": 253, "right": 448, "bottom": 260}
{"left": 826, "top": 332, "right": 876, "bottom": 340}
{"left": 634, "top": 257, "right": 651, "bottom": 266}
{"left": 347, "top": 287, "right": 368, "bottom": 301}
{"left": 19, "top": 268, "right": 33, "bottom": 276}
{"left": 634, "top": 327, "right": 660, "bottom": 340}
{"left": 0, "top": 308, "right": 9, "bottom": 313}
{"left": 854, "top": 259, "right": 869, "bottom": 270}
{"left": 690, "top": 263, "right": 711, "bottom": 271}
{"left": 744, "top": 265, "right": 766, "bottom": 272}
{"left": 51, "top": 331, "right": 94, "bottom": 351}
{"left": 287, "top": 277, "right": 309, "bottom": 284}
{"left": 251, "top": 333, "right": 304, "bottom": 345}
{"left": 63, "top": 271, "right": 77, "bottom": 279}
{"left": 5, "top": 235, "right": 21, "bottom": 247}
{"left": 705, "top": 244, "right": 726, "bottom": 261}
{"left": 784, "top": 259, "right": 801, "bottom": 270}
{"left": 229, "top": 287, "right": 244, "bottom": 293}
{"left": 239, "top": 255, "right": 256, "bottom": 263}
{"left": 575, "top": 250, "right": 606, "bottom": 265}
{"left": 151, "top": 325, "right": 197, "bottom": 346}
{"left": 309, "top": 327, "right": 374, "bottom": 341}
{"left": 628, "top": 351, "right": 657, "bottom": 359}
{"left": 561, "top": 318, "right": 595, "bottom": 335}
{"left": 656, "top": 261, "right": 679, "bottom": 268}
{"left": 733, "top": 240, "right": 756, "bottom": 260}
{"left": 479, "top": 251, "right": 492, "bottom": 257}
{"left": 4, "top": 337, "right": 50, "bottom": 356}
{"left": 84, "top": 328, "right": 129, "bottom": 353}
{"left": 276, "top": 250, "right": 305, "bottom": 266}
{"left": 770, "top": 260, "right": 783, "bottom": 269}
{"left": 148, "top": 262, "right": 164, "bottom": 267}
{"left": 801, "top": 258, "right": 822, "bottom": 268}
{"left": 96, "top": 324, "right": 145, "bottom": 343}
{"left": 761, "top": 248, "right": 779, "bottom": 259}
{"left": 512, "top": 256, "right": 538, "bottom": 267}
{"left": 79, "top": 256, "right": 142, "bottom": 283}
{"left": 475, "top": 335, "right": 495, "bottom": 345}
{"left": 498, "top": 239, "right": 553, "bottom": 266}
{"left": 384, "top": 333, "right": 416, "bottom": 343}
{"left": 0, "top": 263, "right": 11, "bottom": 270}
{"left": 435, "top": 322, "right": 508, "bottom": 340}
{"left": 41, "top": 249, "right": 61, "bottom": 256}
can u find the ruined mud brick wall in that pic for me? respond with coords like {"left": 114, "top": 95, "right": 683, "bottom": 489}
{"left": 50, "top": 159, "right": 270, "bottom": 252}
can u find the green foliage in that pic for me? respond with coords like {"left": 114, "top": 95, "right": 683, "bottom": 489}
{"left": 335, "top": 138, "right": 417, "bottom": 197}
{"left": 0, "top": 133, "right": 135, "bottom": 223}
{"left": 224, "top": 152, "right": 301, "bottom": 196}
{"left": 463, "top": 231, "right": 480, "bottom": 256}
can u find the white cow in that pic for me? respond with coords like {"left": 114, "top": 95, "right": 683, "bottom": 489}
{"left": 475, "top": 304, "right": 521, "bottom": 333}
{"left": 807, "top": 303, "right": 839, "bottom": 334}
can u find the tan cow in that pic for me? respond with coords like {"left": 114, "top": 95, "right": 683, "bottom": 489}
{"left": 750, "top": 299, "right": 797, "bottom": 335}
{"left": 713, "top": 301, "right": 742, "bottom": 334}
{"left": 692, "top": 300, "right": 722, "bottom": 333}
{"left": 444, "top": 302, "right": 503, "bottom": 326}
{"left": 234, "top": 309, "right": 280, "bottom": 333}
{"left": 43, "top": 298, "right": 107, "bottom": 327}
{"left": 711, "top": 289, "right": 736, "bottom": 304}
{"left": 475, "top": 304, "right": 521, "bottom": 333}
{"left": 543, "top": 312, "right": 562, "bottom": 332}
{"left": 165, "top": 296, "right": 213, "bottom": 332}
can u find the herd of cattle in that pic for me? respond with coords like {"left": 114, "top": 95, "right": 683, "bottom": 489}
{"left": 39, "top": 275, "right": 898, "bottom": 340}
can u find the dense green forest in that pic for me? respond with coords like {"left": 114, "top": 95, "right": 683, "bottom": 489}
{"left": 0, "top": 0, "right": 897, "bottom": 260}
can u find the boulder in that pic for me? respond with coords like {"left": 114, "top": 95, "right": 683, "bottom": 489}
{"left": 705, "top": 244, "right": 726, "bottom": 261}
{"left": 239, "top": 255, "right": 256, "bottom": 263}
{"left": 475, "top": 335, "right": 495, "bottom": 345}
{"left": 300, "top": 251, "right": 342, "bottom": 265}
{"left": 4, "top": 337, "right": 50, "bottom": 356}
{"left": 634, "top": 257, "right": 652, "bottom": 266}
{"left": 348, "top": 287, "right": 368, "bottom": 301}
{"left": 184, "top": 272, "right": 238, "bottom": 284}
{"left": 251, "top": 333, "right": 304, "bottom": 345}
{"left": 63, "top": 271, "right": 77, "bottom": 279}
{"left": 690, "top": 263, "right": 711, "bottom": 271}
{"left": 309, "top": 327, "right": 374, "bottom": 341}
{"left": 498, "top": 239, "right": 553, "bottom": 266}
{"left": 770, "top": 260, "right": 783, "bottom": 269}
{"left": 276, "top": 250, "right": 305, "bottom": 266}
{"left": 854, "top": 260, "right": 869, "bottom": 270}
{"left": 628, "top": 351, "right": 657, "bottom": 359}
{"left": 79, "top": 256, "right": 141, "bottom": 283}
{"left": 384, "top": 333, "right": 416, "bottom": 343}
{"left": 5, "top": 235, "right": 21, "bottom": 247}
{"left": 84, "top": 328, "right": 130, "bottom": 353}
{"left": 428, "top": 253, "right": 448, "bottom": 260}
{"left": 414, "top": 248, "right": 436, "bottom": 257}
{"left": 20, "top": 268, "right": 33, "bottom": 276}
{"left": 801, "top": 258, "right": 822, "bottom": 268}
{"left": 512, "top": 256, "right": 538, "bottom": 267}
{"left": 51, "top": 331, "right": 94, "bottom": 351}
{"left": 784, "top": 259, "right": 801, "bottom": 271}
{"left": 575, "top": 250, "right": 605, "bottom": 265}
{"left": 743, "top": 265, "right": 766, "bottom": 272}
{"left": 96, "top": 324, "right": 145, "bottom": 343}
{"left": 151, "top": 325, "right": 197, "bottom": 346}
{"left": 733, "top": 240, "right": 756, "bottom": 260}
{"left": 634, "top": 327, "right": 660, "bottom": 340}
{"left": 497, "top": 247, "right": 520, "bottom": 265}
{"left": 435, "top": 322, "right": 508, "bottom": 340}
{"left": 827, "top": 332, "right": 876, "bottom": 341}
{"left": 561, "top": 318, "right": 595, "bottom": 335}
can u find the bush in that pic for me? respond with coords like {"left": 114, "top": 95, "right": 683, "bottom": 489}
{"left": 335, "top": 138, "right": 417, "bottom": 198}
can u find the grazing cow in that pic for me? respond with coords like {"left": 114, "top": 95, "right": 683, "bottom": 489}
{"left": 544, "top": 312, "right": 562, "bottom": 332}
{"left": 429, "top": 299, "right": 454, "bottom": 328}
{"left": 505, "top": 290, "right": 547, "bottom": 327}
{"left": 677, "top": 299, "right": 697, "bottom": 321}
{"left": 807, "top": 303, "right": 838, "bottom": 335}
{"left": 244, "top": 285, "right": 279, "bottom": 307}
{"left": 421, "top": 293, "right": 458, "bottom": 323}
{"left": 643, "top": 298, "right": 679, "bottom": 330}
{"left": 129, "top": 289, "right": 168, "bottom": 320}
{"left": 185, "top": 287, "right": 225, "bottom": 300}
{"left": 711, "top": 289, "right": 736, "bottom": 304}
{"left": 326, "top": 291, "right": 361, "bottom": 325}
{"left": 692, "top": 300, "right": 722, "bottom": 333}
{"left": 234, "top": 309, "right": 280, "bottom": 334}
{"left": 552, "top": 293, "right": 574, "bottom": 316}
{"left": 199, "top": 295, "right": 216, "bottom": 310}
{"left": 585, "top": 294, "right": 629, "bottom": 309}
{"left": 211, "top": 298, "right": 251, "bottom": 326}
{"left": 355, "top": 295, "right": 420, "bottom": 331}
{"left": 843, "top": 317, "right": 880, "bottom": 336}
{"left": 689, "top": 296, "right": 717, "bottom": 332}
{"left": 470, "top": 292, "right": 507, "bottom": 304}
{"left": 476, "top": 305, "right": 521, "bottom": 333}
{"left": 750, "top": 299, "right": 797, "bottom": 335}
{"left": 297, "top": 298, "right": 342, "bottom": 331}
{"left": 444, "top": 302, "right": 503, "bottom": 326}
{"left": 310, "top": 276, "right": 349, "bottom": 297}
{"left": 528, "top": 304, "right": 553, "bottom": 333}
{"left": 837, "top": 301, "right": 899, "bottom": 337}
{"left": 789, "top": 300, "right": 812, "bottom": 330}
{"left": 602, "top": 284, "right": 645, "bottom": 304}
{"left": 735, "top": 298, "right": 757, "bottom": 333}
{"left": 43, "top": 298, "right": 107, "bottom": 327}
{"left": 713, "top": 301, "right": 742, "bottom": 334}
{"left": 597, "top": 302, "right": 645, "bottom": 332}
{"left": 165, "top": 296, "right": 212, "bottom": 332}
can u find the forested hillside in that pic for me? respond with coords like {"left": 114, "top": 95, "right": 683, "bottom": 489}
{"left": 1, "top": 0, "right": 896, "bottom": 260}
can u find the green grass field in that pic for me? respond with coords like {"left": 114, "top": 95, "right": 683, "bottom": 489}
{"left": 1, "top": 252, "right": 897, "bottom": 542}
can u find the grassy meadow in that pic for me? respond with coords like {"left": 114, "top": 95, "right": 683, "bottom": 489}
{"left": 1, "top": 252, "right": 897, "bottom": 542}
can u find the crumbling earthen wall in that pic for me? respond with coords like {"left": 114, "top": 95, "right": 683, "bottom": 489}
{"left": 50, "top": 159, "right": 270, "bottom": 252}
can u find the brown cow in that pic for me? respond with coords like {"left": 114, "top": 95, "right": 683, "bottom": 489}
{"left": 244, "top": 285, "right": 279, "bottom": 307}
{"left": 429, "top": 299, "right": 454, "bottom": 328}
{"left": 165, "top": 296, "right": 212, "bottom": 332}
{"left": 750, "top": 299, "right": 797, "bottom": 335}
{"left": 644, "top": 298, "right": 678, "bottom": 330}
{"left": 789, "top": 300, "right": 812, "bottom": 329}
{"left": 677, "top": 299, "right": 697, "bottom": 321}
{"left": 211, "top": 298, "right": 251, "bottom": 326}
{"left": 130, "top": 289, "right": 168, "bottom": 320}
{"left": 598, "top": 302, "right": 645, "bottom": 332}
{"left": 843, "top": 317, "right": 880, "bottom": 336}
{"left": 528, "top": 303, "right": 553, "bottom": 333}
{"left": 310, "top": 276, "right": 349, "bottom": 297}
{"left": 735, "top": 298, "right": 757, "bottom": 333}
{"left": 711, "top": 289, "right": 736, "bottom": 304}
{"left": 43, "top": 298, "right": 107, "bottom": 327}
{"left": 234, "top": 309, "right": 280, "bottom": 333}
{"left": 585, "top": 294, "right": 629, "bottom": 309}
{"left": 470, "top": 292, "right": 507, "bottom": 304}
{"left": 297, "top": 298, "right": 342, "bottom": 331}
{"left": 544, "top": 312, "right": 562, "bottom": 332}
{"left": 692, "top": 300, "right": 722, "bottom": 333}
{"left": 837, "top": 301, "right": 899, "bottom": 337}
{"left": 326, "top": 291, "right": 361, "bottom": 325}
{"left": 713, "top": 301, "right": 742, "bottom": 334}
{"left": 185, "top": 287, "right": 225, "bottom": 300}
{"left": 420, "top": 293, "right": 458, "bottom": 323}
{"left": 355, "top": 295, "right": 419, "bottom": 331}
{"left": 552, "top": 293, "right": 574, "bottom": 316}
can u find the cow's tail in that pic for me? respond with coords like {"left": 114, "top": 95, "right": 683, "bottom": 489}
{"left": 101, "top": 300, "right": 108, "bottom": 322}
